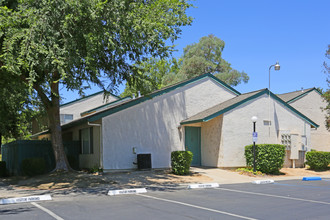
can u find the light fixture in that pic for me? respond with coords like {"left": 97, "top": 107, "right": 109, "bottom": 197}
{"left": 269, "top": 61, "right": 280, "bottom": 90}
{"left": 274, "top": 61, "right": 280, "bottom": 71}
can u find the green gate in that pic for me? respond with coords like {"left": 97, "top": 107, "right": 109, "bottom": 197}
{"left": 2, "top": 140, "right": 80, "bottom": 175}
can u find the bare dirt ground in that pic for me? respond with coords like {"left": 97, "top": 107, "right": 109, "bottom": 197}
{"left": 0, "top": 169, "right": 212, "bottom": 191}
{"left": 279, "top": 167, "right": 330, "bottom": 176}
{"left": 1, "top": 167, "right": 329, "bottom": 193}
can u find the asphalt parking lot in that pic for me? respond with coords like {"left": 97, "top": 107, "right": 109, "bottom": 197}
{"left": 1, "top": 179, "right": 330, "bottom": 220}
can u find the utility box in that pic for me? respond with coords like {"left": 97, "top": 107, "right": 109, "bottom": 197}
{"left": 137, "top": 154, "right": 151, "bottom": 170}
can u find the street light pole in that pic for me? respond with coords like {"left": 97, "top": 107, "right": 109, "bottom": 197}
{"left": 268, "top": 62, "right": 280, "bottom": 137}
{"left": 251, "top": 116, "right": 258, "bottom": 172}
{"left": 269, "top": 61, "right": 280, "bottom": 91}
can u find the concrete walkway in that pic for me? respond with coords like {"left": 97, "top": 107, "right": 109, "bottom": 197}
{"left": 191, "top": 167, "right": 330, "bottom": 185}
{"left": 191, "top": 167, "right": 256, "bottom": 184}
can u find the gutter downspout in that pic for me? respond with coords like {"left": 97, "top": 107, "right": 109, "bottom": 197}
{"left": 88, "top": 122, "right": 103, "bottom": 169}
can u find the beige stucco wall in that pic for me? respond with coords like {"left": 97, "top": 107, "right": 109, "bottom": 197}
{"left": 217, "top": 94, "right": 311, "bottom": 168}
{"left": 63, "top": 120, "right": 102, "bottom": 169}
{"left": 200, "top": 115, "right": 223, "bottom": 167}
{"left": 61, "top": 93, "right": 118, "bottom": 121}
{"left": 289, "top": 90, "right": 330, "bottom": 151}
{"left": 102, "top": 77, "right": 237, "bottom": 170}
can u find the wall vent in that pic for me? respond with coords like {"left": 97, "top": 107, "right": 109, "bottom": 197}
{"left": 137, "top": 154, "right": 152, "bottom": 170}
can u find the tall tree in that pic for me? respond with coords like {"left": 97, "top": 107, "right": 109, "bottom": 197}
{"left": 324, "top": 45, "right": 330, "bottom": 130}
{"left": 122, "top": 34, "right": 249, "bottom": 96}
{"left": 0, "top": 0, "right": 192, "bottom": 171}
{"left": 178, "top": 34, "right": 249, "bottom": 86}
{"left": 121, "top": 57, "right": 181, "bottom": 97}
{"left": 0, "top": 0, "right": 32, "bottom": 148}
{"left": 0, "top": 72, "right": 35, "bottom": 147}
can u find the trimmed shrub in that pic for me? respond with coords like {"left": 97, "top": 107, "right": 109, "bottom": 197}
{"left": 21, "top": 158, "right": 47, "bottom": 176}
{"left": 171, "top": 151, "right": 193, "bottom": 175}
{"left": 245, "top": 144, "right": 285, "bottom": 174}
{"left": 0, "top": 161, "right": 7, "bottom": 177}
{"left": 305, "top": 151, "right": 330, "bottom": 170}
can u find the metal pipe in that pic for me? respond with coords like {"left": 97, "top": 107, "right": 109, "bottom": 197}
{"left": 253, "top": 121, "right": 256, "bottom": 172}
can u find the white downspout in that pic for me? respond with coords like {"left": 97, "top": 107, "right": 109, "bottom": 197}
{"left": 88, "top": 122, "right": 103, "bottom": 169}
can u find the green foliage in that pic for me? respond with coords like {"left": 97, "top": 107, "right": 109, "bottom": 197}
{"left": 305, "top": 151, "right": 330, "bottom": 170}
{"left": 21, "top": 157, "right": 47, "bottom": 176}
{"left": 0, "top": 71, "right": 35, "bottom": 141}
{"left": 121, "top": 34, "right": 249, "bottom": 97}
{"left": 0, "top": 0, "right": 193, "bottom": 96}
{"left": 171, "top": 151, "right": 193, "bottom": 175}
{"left": 0, "top": 0, "right": 192, "bottom": 170}
{"left": 324, "top": 45, "right": 330, "bottom": 130}
{"left": 323, "top": 89, "right": 330, "bottom": 130}
{"left": 88, "top": 165, "right": 103, "bottom": 174}
{"left": 179, "top": 34, "right": 249, "bottom": 86}
{"left": 236, "top": 167, "right": 263, "bottom": 176}
{"left": 121, "top": 57, "right": 181, "bottom": 97}
{"left": 0, "top": 161, "right": 7, "bottom": 177}
{"left": 245, "top": 144, "right": 285, "bottom": 174}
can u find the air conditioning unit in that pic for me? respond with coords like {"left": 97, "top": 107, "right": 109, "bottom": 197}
{"left": 137, "top": 154, "right": 152, "bottom": 170}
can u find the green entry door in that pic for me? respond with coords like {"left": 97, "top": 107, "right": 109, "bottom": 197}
{"left": 185, "top": 126, "right": 201, "bottom": 166}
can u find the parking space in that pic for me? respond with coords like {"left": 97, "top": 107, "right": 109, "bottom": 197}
{"left": 1, "top": 179, "right": 330, "bottom": 220}
{"left": 0, "top": 202, "right": 54, "bottom": 220}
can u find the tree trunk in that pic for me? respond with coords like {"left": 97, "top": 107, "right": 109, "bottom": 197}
{"left": 33, "top": 74, "right": 71, "bottom": 171}
{"left": 47, "top": 101, "right": 71, "bottom": 171}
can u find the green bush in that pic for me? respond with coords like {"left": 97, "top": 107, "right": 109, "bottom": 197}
{"left": 0, "top": 161, "right": 7, "bottom": 177}
{"left": 171, "top": 151, "right": 193, "bottom": 175}
{"left": 245, "top": 144, "right": 285, "bottom": 174}
{"left": 21, "top": 157, "right": 47, "bottom": 176}
{"left": 305, "top": 151, "right": 330, "bottom": 170}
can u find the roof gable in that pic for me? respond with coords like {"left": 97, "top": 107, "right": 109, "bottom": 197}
{"left": 60, "top": 91, "right": 120, "bottom": 108}
{"left": 80, "top": 96, "right": 131, "bottom": 117}
{"left": 278, "top": 88, "right": 322, "bottom": 103}
{"left": 87, "top": 73, "right": 240, "bottom": 122}
{"left": 181, "top": 89, "right": 319, "bottom": 128}
{"left": 58, "top": 73, "right": 240, "bottom": 130}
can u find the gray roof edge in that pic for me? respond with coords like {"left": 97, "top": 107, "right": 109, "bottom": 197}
{"left": 60, "top": 91, "right": 120, "bottom": 108}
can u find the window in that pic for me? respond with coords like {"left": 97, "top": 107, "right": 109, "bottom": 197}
{"left": 79, "top": 127, "right": 93, "bottom": 154}
{"left": 60, "top": 114, "right": 73, "bottom": 124}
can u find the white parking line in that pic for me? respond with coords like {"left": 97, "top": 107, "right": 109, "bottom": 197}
{"left": 137, "top": 194, "right": 257, "bottom": 220}
{"left": 31, "top": 202, "right": 64, "bottom": 220}
{"left": 217, "top": 188, "right": 330, "bottom": 205}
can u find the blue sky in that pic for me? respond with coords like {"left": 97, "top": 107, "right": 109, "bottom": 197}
{"left": 61, "top": 0, "right": 329, "bottom": 103}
